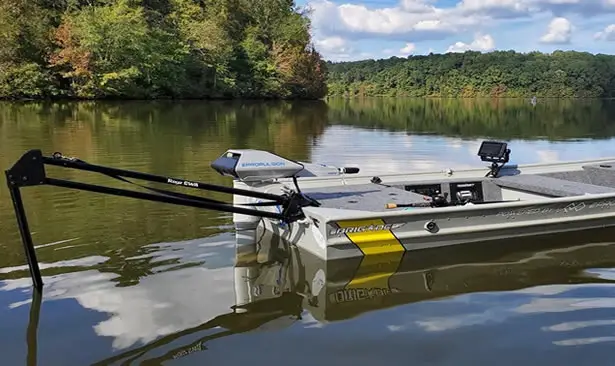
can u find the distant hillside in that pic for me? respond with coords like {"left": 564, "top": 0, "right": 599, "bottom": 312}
{"left": 325, "top": 50, "right": 615, "bottom": 98}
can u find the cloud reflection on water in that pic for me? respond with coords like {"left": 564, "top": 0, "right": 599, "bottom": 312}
{"left": 1, "top": 235, "right": 238, "bottom": 351}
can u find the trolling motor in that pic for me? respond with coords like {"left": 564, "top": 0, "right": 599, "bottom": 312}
{"left": 211, "top": 149, "right": 360, "bottom": 183}
{"left": 210, "top": 149, "right": 359, "bottom": 219}
{"left": 4, "top": 149, "right": 324, "bottom": 289}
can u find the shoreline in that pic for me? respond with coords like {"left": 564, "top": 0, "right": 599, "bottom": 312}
{"left": 2, "top": 96, "right": 615, "bottom": 103}
{"left": 0, "top": 96, "right": 327, "bottom": 103}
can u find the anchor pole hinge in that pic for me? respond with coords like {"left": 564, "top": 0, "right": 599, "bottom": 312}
{"left": 5, "top": 149, "right": 47, "bottom": 188}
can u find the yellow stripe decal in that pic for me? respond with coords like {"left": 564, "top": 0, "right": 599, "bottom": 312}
{"left": 336, "top": 219, "right": 405, "bottom": 256}
{"left": 333, "top": 219, "right": 406, "bottom": 296}
{"left": 346, "top": 251, "right": 405, "bottom": 289}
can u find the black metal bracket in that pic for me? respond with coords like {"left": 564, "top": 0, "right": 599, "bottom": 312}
{"left": 485, "top": 150, "right": 510, "bottom": 178}
{"left": 4, "top": 149, "right": 318, "bottom": 289}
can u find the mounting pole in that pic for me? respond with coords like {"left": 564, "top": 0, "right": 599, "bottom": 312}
{"left": 5, "top": 171, "right": 43, "bottom": 289}
{"left": 28, "top": 288, "right": 42, "bottom": 365}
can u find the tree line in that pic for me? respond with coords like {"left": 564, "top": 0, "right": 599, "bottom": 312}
{"left": 326, "top": 50, "right": 615, "bottom": 98}
{"left": 0, "top": 0, "right": 327, "bottom": 100}
{"left": 3, "top": 1, "right": 615, "bottom": 102}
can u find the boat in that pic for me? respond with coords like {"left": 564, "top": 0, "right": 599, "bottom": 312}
{"left": 7, "top": 140, "right": 615, "bottom": 288}
{"left": 210, "top": 140, "right": 615, "bottom": 260}
{"left": 87, "top": 226, "right": 615, "bottom": 364}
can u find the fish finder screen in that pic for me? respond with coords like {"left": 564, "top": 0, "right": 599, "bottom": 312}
{"left": 478, "top": 141, "right": 506, "bottom": 157}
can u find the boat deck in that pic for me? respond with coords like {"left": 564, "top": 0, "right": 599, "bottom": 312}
{"left": 303, "top": 184, "right": 429, "bottom": 212}
{"left": 301, "top": 161, "right": 615, "bottom": 212}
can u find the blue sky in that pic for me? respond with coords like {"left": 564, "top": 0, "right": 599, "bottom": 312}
{"left": 296, "top": 0, "right": 615, "bottom": 61}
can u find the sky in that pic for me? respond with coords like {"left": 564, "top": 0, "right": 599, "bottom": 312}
{"left": 295, "top": 0, "right": 615, "bottom": 62}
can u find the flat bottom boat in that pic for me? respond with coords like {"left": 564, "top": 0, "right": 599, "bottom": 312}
{"left": 209, "top": 141, "right": 615, "bottom": 260}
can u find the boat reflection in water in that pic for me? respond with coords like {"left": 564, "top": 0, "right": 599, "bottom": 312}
{"left": 72, "top": 226, "right": 615, "bottom": 364}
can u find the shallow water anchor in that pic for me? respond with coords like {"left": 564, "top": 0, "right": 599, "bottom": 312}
{"left": 4, "top": 149, "right": 315, "bottom": 288}
{"left": 6, "top": 182, "right": 43, "bottom": 288}
{"left": 4, "top": 151, "right": 45, "bottom": 289}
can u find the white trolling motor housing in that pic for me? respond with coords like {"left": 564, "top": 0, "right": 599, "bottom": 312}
{"left": 211, "top": 149, "right": 359, "bottom": 182}
{"left": 211, "top": 149, "right": 360, "bottom": 230}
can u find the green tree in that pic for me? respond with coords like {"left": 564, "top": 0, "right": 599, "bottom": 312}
{"left": 0, "top": 0, "right": 327, "bottom": 100}
{"left": 326, "top": 50, "right": 615, "bottom": 98}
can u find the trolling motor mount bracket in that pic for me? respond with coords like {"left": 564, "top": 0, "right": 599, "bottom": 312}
{"left": 5, "top": 149, "right": 47, "bottom": 188}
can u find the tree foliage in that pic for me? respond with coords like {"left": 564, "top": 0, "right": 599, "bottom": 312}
{"left": 0, "top": 0, "right": 327, "bottom": 99}
{"left": 326, "top": 51, "right": 615, "bottom": 98}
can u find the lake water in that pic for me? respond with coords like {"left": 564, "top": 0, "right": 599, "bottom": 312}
{"left": 2, "top": 98, "right": 615, "bottom": 365}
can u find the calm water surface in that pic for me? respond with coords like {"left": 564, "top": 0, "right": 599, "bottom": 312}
{"left": 2, "top": 98, "right": 615, "bottom": 365}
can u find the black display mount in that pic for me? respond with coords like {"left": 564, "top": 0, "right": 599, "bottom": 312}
{"left": 477, "top": 140, "right": 511, "bottom": 177}
{"left": 4, "top": 149, "right": 319, "bottom": 289}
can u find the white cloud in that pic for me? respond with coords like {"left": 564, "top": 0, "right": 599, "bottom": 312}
{"left": 446, "top": 33, "right": 495, "bottom": 53}
{"left": 540, "top": 17, "right": 573, "bottom": 43}
{"left": 399, "top": 0, "right": 437, "bottom": 13}
{"left": 594, "top": 24, "right": 615, "bottom": 40}
{"left": 399, "top": 42, "right": 416, "bottom": 56}
{"left": 312, "top": 35, "right": 376, "bottom": 61}
{"left": 314, "top": 36, "right": 356, "bottom": 60}
{"left": 306, "top": 0, "right": 615, "bottom": 59}
{"left": 456, "top": 0, "right": 615, "bottom": 18}
{"left": 314, "top": 36, "right": 351, "bottom": 54}
{"left": 309, "top": 0, "right": 484, "bottom": 38}
{"left": 456, "top": 0, "right": 538, "bottom": 18}
{"left": 383, "top": 42, "right": 417, "bottom": 57}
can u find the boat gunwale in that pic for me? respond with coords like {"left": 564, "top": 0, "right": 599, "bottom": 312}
{"left": 273, "top": 156, "right": 615, "bottom": 184}
{"left": 302, "top": 190, "right": 615, "bottom": 222}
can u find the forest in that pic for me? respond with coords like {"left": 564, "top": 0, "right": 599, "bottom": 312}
{"left": 0, "top": 0, "right": 327, "bottom": 100}
{"left": 3, "top": 1, "right": 615, "bottom": 100}
{"left": 326, "top": 51, "right": 615, "bottom": 98}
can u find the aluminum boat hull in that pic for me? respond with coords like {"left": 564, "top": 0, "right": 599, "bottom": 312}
{"left": 232, "top": 156, "right": 615, "bottom": 260}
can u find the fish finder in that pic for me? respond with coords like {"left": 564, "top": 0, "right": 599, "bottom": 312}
{"left": 477, "top": 140, "right": 511, "bottom": 177}
{"left": 477, "top": 141, "right": 509, "bottom": 163}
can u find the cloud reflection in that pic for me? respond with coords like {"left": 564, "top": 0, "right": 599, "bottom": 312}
{"left": 1, "top": 236, "right": 238, "bottom": 351}
{"left": 515, "top": 297, "right": 615, "bottom": 314}
{"left": 553, "top": 336, "right": 615, "bottom": 346}
{"left": 543, "top": 319, "right": 615, "bottom": 332}
{"left": 309, "top": 126, "right": 615, "bottom": 175}
{"left": 415, "top": 306, "right": 514, "bottom": 332}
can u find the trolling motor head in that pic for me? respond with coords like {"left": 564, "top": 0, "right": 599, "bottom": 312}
{"left": 211, "top": 149, "right": 305, "bottom": 182}
{"left": 211, "top": 149, "right": 324, "bottom": 221}
{"left": 211, "top": 149, "right": 360, "bottom": 183}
